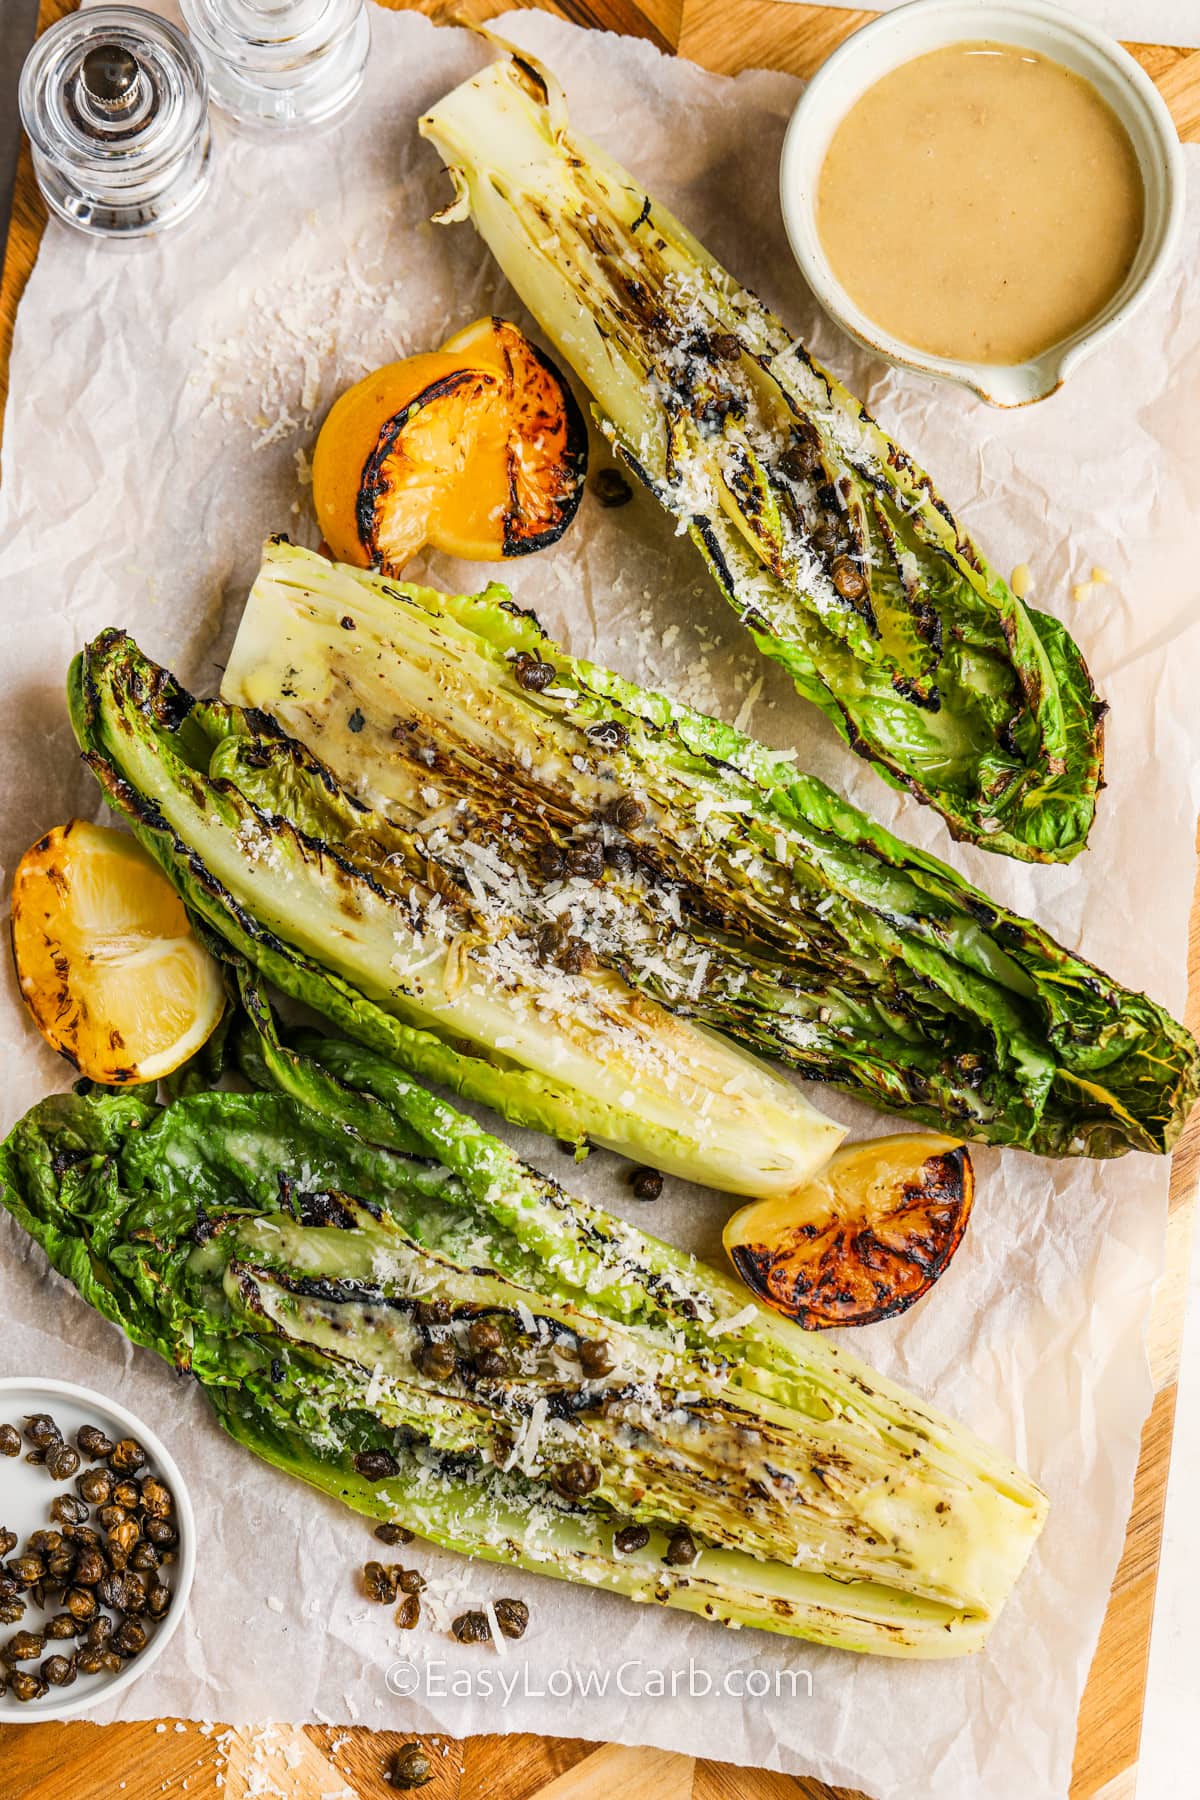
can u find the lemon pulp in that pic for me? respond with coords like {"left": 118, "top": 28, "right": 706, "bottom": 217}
{"left": 11, "top": 819, "right": 224, "bottom": 1084}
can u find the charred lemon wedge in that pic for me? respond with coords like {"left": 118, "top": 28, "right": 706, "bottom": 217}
{"left": 11, "top": 820, "right": 224, "bottom": 1084}
{"left": 312, "top": 316, "right": 587, "bottom": 572}
{"left": 723, "top": 1134, "right": 973, "bottom": 1328}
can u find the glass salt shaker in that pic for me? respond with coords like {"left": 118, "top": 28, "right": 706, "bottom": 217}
{"left": 179, "top": 0, "right": 370, "bottom": 131}
{"left": 19, "top": 6, "right": 212, "bottom": 240}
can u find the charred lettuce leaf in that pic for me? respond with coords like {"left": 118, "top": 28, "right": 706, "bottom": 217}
{"left": 0, "top": 987, "right": 1047, "bottom": 1658}
{"left": 67, "top": 620, "right": 846, "bottom": 1202}
{"left": 214, "top": 540, "right": 1196, "bottom": 1159}
{"left": 419, "top": 45, "right": 1104, "bottom": 864}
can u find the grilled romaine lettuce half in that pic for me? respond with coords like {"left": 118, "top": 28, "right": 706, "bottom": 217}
{"left": 419, "top": 45, "right": 1104, "bottom": 865}
{"left": 0, "top": 982, "right": 1047, "bottom": 1658}
{"left": 217, "top": 540, "right": 1196, "bottom": 1159}
{"left": 68, "top": 621, "right": 845, "bottom": 1202}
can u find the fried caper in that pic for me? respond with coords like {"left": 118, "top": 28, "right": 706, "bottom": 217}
{"left": 585, "top": 720, "right": 629, "bottom": 754}
{"left": 64, "top": 1586, "right": 98, "bottom": 1622}
{"left": 102, "top": 1571, "right": 146, "bottom": 1615}
{"left": 108, "top": 1438, "right": 145, "bottom": 1475}
{"left": 614, "top": 1524, "right": 650, "bottom": 1555}
{"left": 45, "top": 1613, "right": 79, "bottom": 1641}
{"left": 663, "top": 1527, "right": 698, "bottom": 1567}
{"left": 23, "top": 1413, "right": 62, "bottom": 1452}
{"left": 0, "top": 1425, "right": 19, "bottom": 1458}
{"left": 810, "top": 514, "right": 842, "bottom": 555}
{"left": 472, "top": 1349, "right": 508, "bottom": 1380}
{"left": 396, "top": 1569, "right": 425, "bottom": 1596}
{"left": 0, "top": 1595, "right": 25, "bottom": 1625}
{"left": 2, "top": 1629, "right": 45, "bottom": 1661}
{"left": 9, "top": 1669, "right": 47, "bottom": 1702}
{"left": 72, "top": 1548, "right": 107, "bottom": 1587}
{"left": 40, "top": 1653, "right": 76, "bottom": 1688}
{"left": 387, "top": 1743, "right": 433, "bottom": 1789}
{"left": 608, "top": 793, "right": 646, "bottom": 832}
{"left": 45, "top": 1549, "right": 76, "bottom": 1584}
{"left": 830, "top": 555, "right": 868, "bottom": 603}
{"left": 394, "top": 1594, "right": 420, "bottom": 1631}
{"left": 111, "top": 1479, "right": 141, "bottom": 1511}
{"left": 144, "top": 1518, "right": 177, "bottom": 1549}
{"left": 362, "top": 1562, "right": 401, "bottom": 1604}
{"left": 578, "top": 1338, "right": 614, "bottom": 1379}
{"left": 414, "top": 1341, "right": 456, "bottom": 1382}
{"left": 0, "top": 1527, "right": 16, "bottom": 1558}
{"left": 779, "top": 439, "right": 822, "bottom": 484}
{"left": 75, "top": 1647, "right": 106, "bottom": 1676}
{"left": 130, "top": 1541, "right": 161, "bottom": 1573}
{"left": 107, "top": 1518, "right": 142, "bottom": 1569}
{"left": 45, "top": 1443, "right": 81, "bottom": 1481}
{"left": 139, "top": 1478, "right": 172, "bottom": 1520}
{"left": 372, "top": 1523, "right": 412, "bottom": 1547}
{"left": 512, "top": 652, "right": 557, "bottom": 694}
{"left": 90, "top": 1574, "right": 119, "bottom": 1612}
{"left": 84, "top": 1616, "right": 113, "bottom": 1648}
{"left": 113, "top": 1619, "right": 147, "bottom": 1658}
{"left": 537, "top": 841, "right": 567, "bottom": 882}
{"left": 494, "top": 1598, "right": 529, "bottom": 1641}
{"left": 450, "top": 1610, "right": 491, "bottom": 1644}
{"left": 551, "top": 1459, "right": 600, "bottom": 1500}
{"left": 49, "top": 1495, "right": 89, "bottom": 1527}
{"left": 629, "top": 1166, "right": 663, "bottom": 1201}
{"left": 8, "top": 1555, "right": 45, "bottom": 1589}
{"left": 77, "top": 1468, "right": 113, "bottom": 1506}
{"left": 76, "top": 1425, "right": 114, "bottom": 1460}
{"left": 97, "top": 1504, "right": 129, "bottom": 1534}
{"left": 353, "top": 1450, "right": 400, "bottom": 1482}
{"left": 535, "top": 919, "right": 567, "bottom": 963}
{"left": 26, "top": 1530, "right": 64, "bottom": 1556}
{"left": 466, "top": 1319, "right": 503, "bottom": 1356}
{"left": 603, "top": 841, "right": 636, "bottom": 877}
{"left": 146, "top": 1583, "right": 171, "bottom": 1621}
{"left": 559, "top": 935, "right": 594, "bottom": 975}
{"left": 565, "top": 836, "right": 604, "bottom": 878}
{"left": 412, "top": 1299, "right": 450, "bottom": 1328}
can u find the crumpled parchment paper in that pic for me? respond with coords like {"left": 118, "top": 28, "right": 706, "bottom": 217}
{"left": 774, "top": 0, "right": 1200, "bottom": 52}
{"left": 0, "top": 9, "right": 1197, "bottom": 1798}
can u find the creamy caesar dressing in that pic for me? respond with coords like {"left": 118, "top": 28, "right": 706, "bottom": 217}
{"left": 816, "top": 41, "right": 1144, "bottom": 366}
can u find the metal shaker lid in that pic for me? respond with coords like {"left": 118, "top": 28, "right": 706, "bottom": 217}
{"left": 20, "top": 6, "right": 212, "bottom": 237}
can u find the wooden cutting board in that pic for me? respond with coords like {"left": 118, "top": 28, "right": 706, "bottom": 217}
{"left": 1, "top": 4, "right": 1197, "bottom": 1797}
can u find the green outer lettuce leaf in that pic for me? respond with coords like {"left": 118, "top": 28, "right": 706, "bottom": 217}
{"left": 68, "top": 625, "right": 843, "bottom": 1202}
{"left": 221, "top": 540, "right": 1197, "bottom": 1159}
{"left": 0, "top": 992, "right": 1048, "bottom": 1658}
{"left": 418, "top": 45, "right": 1104, "bottom": 863}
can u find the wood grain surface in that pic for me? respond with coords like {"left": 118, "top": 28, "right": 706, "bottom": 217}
{"left": 1, "top": 3, "right": 1197, "bottom": 1797}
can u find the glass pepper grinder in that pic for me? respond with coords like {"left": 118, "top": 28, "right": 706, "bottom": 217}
{"left": 19, "top": 6, "right": 212, "bottom": 240}
{"left": 179, "top": 0, "right": 370, "bottom": 131}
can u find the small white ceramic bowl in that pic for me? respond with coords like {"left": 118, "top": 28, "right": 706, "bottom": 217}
{"left": 0, "top": 1377, "right": 195, "bottom": 1720}
{"left": 779, "top": 0, "right": 1185, "bottom": 405}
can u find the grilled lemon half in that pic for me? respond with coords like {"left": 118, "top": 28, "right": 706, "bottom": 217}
{"left": 313, "top": 316, "right": 587, "bottom": 571}
{"left": 11, "top": 820, "right": 224, "bottom": 1084}
{"left": 723, "top": 1133, "right": 974, "bottom": 1328}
